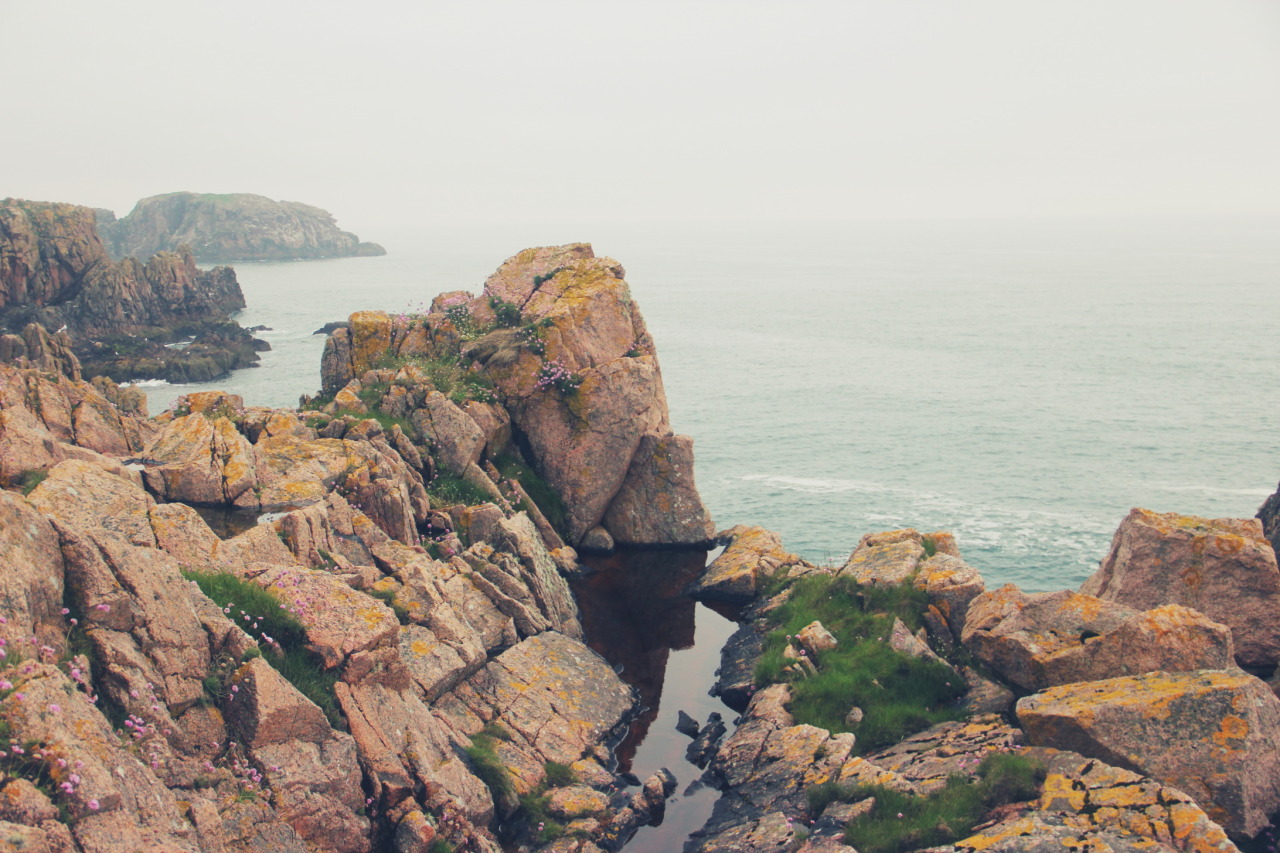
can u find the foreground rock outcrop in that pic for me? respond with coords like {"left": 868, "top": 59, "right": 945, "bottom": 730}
{"left": 0, "top": 246, "right": 722, "bottom": 853}
{"left": 97, "top": 192, "right": 386, "bottom": 262}
{"left": 0, "top": 199, "right": 263, "bottom": 381}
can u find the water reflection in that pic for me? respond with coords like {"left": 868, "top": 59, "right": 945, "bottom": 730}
{"left": 571, "top": 548, "right": 741, "bottom": 853}
{"left": 573, "top": 549, "right": 706, "bottom": 773}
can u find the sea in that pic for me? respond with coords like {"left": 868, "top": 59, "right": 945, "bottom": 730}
{"left": 133, "top": 215, "right": 1280, "bottom": 595}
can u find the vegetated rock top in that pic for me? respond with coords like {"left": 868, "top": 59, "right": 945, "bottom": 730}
{"left": 97, "top": 191, "right": 386, "bottom": 263}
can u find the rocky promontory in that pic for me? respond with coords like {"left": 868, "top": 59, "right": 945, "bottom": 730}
{"left": 0, "top": 198, "right": 264, "bottom": 382}
{"left": 97, "top": 192, "right": 386, "bottom": 263}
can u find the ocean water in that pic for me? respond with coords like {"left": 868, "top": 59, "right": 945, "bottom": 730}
{"left": 136, "top": 215, "right": 1280, "bottom": 593}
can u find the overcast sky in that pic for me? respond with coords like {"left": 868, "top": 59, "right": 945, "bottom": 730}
{"left": 4, "top": 1, "right": 1279, "bottom": 232}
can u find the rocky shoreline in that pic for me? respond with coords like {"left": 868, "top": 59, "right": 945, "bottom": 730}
{"left": 1, "top": 243, "right": 1278, "bottom": 853}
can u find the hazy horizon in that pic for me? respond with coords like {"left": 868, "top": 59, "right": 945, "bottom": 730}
{"left": 4, "top": 1, "right": 1279, "bottom": 235}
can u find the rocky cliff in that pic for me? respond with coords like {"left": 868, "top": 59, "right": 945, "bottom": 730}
{"left": 0, "top": 198, "right": 263, "bottom": 382}
{"left": 315, "top": 243, "right": 716, "bottom": 551}
{"left": 98, "top": 192, "right": 386, "bottom": 263}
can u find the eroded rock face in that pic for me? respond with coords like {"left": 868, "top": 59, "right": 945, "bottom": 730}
{"left": 0, "top": 362, "right": 148, "bottom": 486}
{"left": 603, "top": 434, "right": 716, "bottom": 546}
{"left": 1080, "top": 508, "right": 1280, "bottom": 670}
{"left": 1016, "top": 669, "right": 1280, "bottom": 837}
{"left": 434, "top": 632, "right": 635, "bottom": 796}
{"left": 962, "top": 585, "right": 1234, "bottom": 692}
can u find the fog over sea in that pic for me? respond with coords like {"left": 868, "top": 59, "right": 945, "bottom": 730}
{"left": 135, "top": 216, "right": 1280, "bottom": 593}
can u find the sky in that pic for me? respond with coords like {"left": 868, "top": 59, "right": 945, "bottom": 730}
{"left": 3, "top": 1, "right": 1279, "bottom": 232}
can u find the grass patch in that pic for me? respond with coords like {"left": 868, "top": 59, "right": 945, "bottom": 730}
{"left": 465, "top": 726, "right": 516, "bottom": 804}
{"left": 330, "top": 408, "right": 418, "bottom": 440}
{"left": 493, "top": 451, "right": 568, "bottom": 534}
{"left": 840, "top": 752, "right": 1046, "bottom": 853}
{"left": 754, "top": 576, "right": 965, "bottom": 751}
{"left": 367, "top": 587, "right": 410, "bottom": 625}
{"left": 544, "top": 760, "right": 576, "bottom": 787}
{"left": 427, "top": 471, "right": 492, "bottom": 509}
{"left": 182, "top": 570, "right": 343, "bottom": 729}
{"left": 17, "top": 469, "right": 48, "bottom": 495}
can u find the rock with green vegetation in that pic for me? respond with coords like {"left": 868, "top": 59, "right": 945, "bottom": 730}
{"left": 319, "top": 243, "right": 716, "bottom": 550}
{"left": 1016, "top": 668, "right": 1280, "bottom": 837}
{"left": 1, "top": 199, "right": 263, "bottom": 382}
{"left": 0, "top": 664, "right": 202, "bottom": 850}
{"left": 1080, "top": 508, "right": 1280, "bottom": 670}
{"left": 99, "top": 192, "right": 386, "bottom": 263}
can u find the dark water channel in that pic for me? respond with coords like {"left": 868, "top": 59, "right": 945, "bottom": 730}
{"left": 573, "top": 549, "right": 739, "bottom": 852}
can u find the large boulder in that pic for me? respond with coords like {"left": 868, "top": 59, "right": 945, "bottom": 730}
{"left": 913, "top": 552, "right": 985, "bottom": 638}
{"left": 692, "top": 525, "right": 800, "bottom": 604}
{"left": 1016, "top": 669, "right": 1280, "bottom": 837}
{"left": 837, "top": 528, "right": 926, "bottom": 586}
{"left": 0, "top": 491, "right": 67, "bottom": 659}
{"left": 962, "top": 584, "right": 1234, "bottom": 691}
{"left": 468, "top": 247, "right": 713, "bottom": 547}
{"left": 1080, "top": 508, "right": 1280, "bottom": 670}
{"left": 142, "top": 412, "right": 259, "bottom": 508}
{"left": 602, "top": 433, "right": 716, "bottom": 546}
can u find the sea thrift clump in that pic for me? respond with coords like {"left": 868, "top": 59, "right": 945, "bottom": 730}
{"left": 535, "top": 359, "right": 582, "bottom": 394}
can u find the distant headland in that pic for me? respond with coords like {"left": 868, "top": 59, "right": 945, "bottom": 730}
{"left": 95, "top": 191, "right": 387, "bottom": 263}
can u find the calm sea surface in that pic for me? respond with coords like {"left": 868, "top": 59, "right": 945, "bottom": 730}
{"left": 137, "top": 216, "right": 1280, "bottom": 593}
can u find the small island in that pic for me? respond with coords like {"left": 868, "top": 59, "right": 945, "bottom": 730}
{"left": 96, "top": 191, "right": 387, "bottom": 263}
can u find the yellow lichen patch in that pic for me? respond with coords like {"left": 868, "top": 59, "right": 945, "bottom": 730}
{"left": 1089, "top": 784, "right": 1158, "bottom": 809}
{"left": 1040, "top": 773, "right": 1086, "bottom": 811}
{"left": 957, "top": 817, "right": 1038, "bottom": 851}
{"left": 1210, "top": 715, "right": 1248, "bottom": 749}
{"left": 1058, "top": 593, "right": 1106, "bottom": 622}
{"left": 409, "top": 640, "right": 433, "bottom": 656}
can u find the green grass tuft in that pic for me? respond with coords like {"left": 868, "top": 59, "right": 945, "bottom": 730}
{"left": 544, "top": 760, "right": 576, "bottom": 787}
{"left": 182, "top": 570, "right": 343, "bottom": 729}
{"left": 493, "top": 451, "right": 568, "bottom": 534}
{"left": 840, "top": 752, "right": 1046, "bottom": 853}
{"left": 465, "top": 727, "right": 515, "bottom": 804}
{"left": 427, "top": 471, "right": 493, "bottom": 509}
{"left": 17, "top": 469, "right": 48, "bottom": 495}
{"left": 754, "top": 576, "right": 965, "bottom": 751}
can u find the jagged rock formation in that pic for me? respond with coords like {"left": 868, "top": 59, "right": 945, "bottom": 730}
{"left": 316, "top": 243, "right": 716, "bottom": 550}
{"left": 0, "top": 301, "right": 683, "bottom": 850}
{"left": 0, "top": 200, "right": 263, "bottom": 382}
{"left": 98, "top": 192, "right": 386, "bottom": 263}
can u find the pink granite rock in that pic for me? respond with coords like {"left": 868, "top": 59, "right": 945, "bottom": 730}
{"left": 1081, "top": 508, "right": 1280, "bottom": 669}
